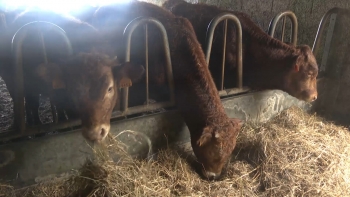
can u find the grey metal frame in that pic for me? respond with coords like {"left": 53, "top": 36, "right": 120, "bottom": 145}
{"left": 312, "top": 7, "right": 350, "bottom": 76}
{"left": 0, "top": 17, "right": 176, "bottom": 141}
{"left": 205, "top": 12, "right": 249, "bottom": 97}
{"left": 118, "top": 16, "right": 176, "bottom": 117}
{"left": 268, "top": 11, "right": 298, "bottom": 46}
{"left": 11, "top": 21, "right": 73, "bottom": 135}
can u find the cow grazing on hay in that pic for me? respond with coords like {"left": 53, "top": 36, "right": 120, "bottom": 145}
{"left": 163, "top": 0, "right": 319, "bottom": 102}
{"left": 35, "top": 1, "right": 243, "bottom": 180}
{"left": 0, "top": 9, "right": 100, "bottom": 125}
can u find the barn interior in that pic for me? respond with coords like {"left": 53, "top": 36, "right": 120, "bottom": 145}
{"left": 1, "top": 0, "right": 350, "bottom": 196}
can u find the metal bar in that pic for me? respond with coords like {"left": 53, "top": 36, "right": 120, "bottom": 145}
{"left": 281, "top": 16, "right": 286, "bottom": 42}
{"left": 0, "top": 100, "right": 176, "bottom": 142}
{"left": 0, "top": 119, "right": 82, "bottom": 142}
{"left": 124, "top": 101, "right": 173, "bottom": 116}
{"left": 320, "top": 14, "right": 337, "bottom": 74}
{"left": 312, "top": 8, "right": 350, "bottom": 55}
{"left": 145, "top": 24, "right": 149, "bottom": 106}
{"left": 205, "top": 12, "right": 243, "bottom": 89}
{"left": 122, "top": 16, "right": 175, "bottom": 115}
{"left": 11, "top": 21, "right": 73, "bottom": 134}
{"left": 12, "top": 32, "right": 26, "bottom": 134}
{"left": 218, "top": 87, "right": 250, "bottom": 97}
{"left": 268, "top": 11, "right": 298, "bottom": 46}
{"left": 220, "top": 20, "right": 228, "bottom": 91}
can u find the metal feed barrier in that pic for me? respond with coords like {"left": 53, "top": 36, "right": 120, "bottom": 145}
{"left": 268, "top": 11, "right": 298, "bottom": 46}
{"left": 10, "top": 21, "right": 73, "bottom": 137}
{"left": 0, "top": 17, "right": 176, "bottom": 141}
{"left": 312, "top": 7, "right": 350, "bottom": 114}
{"left": 205, "top": 12, "right": 250, "bottom": 97}
{"left": 312, "top": 7, "right": 350, "bottom": 79}
{"left": 117, "top": 16, "right": 175, "bottom": 117}
{"left": 0, "top": 10, "right": 316, "bottom": 187}
{"left": 0, "top": 11, "right": 301, "bottom": 141}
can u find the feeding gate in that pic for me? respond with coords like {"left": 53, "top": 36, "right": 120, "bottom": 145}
{"left": 0, "top": 10, "right": 312, "bottom": 188}
{"left": 268, "top": 11, "right": 298, "bottom": 46}
{"left": 309, "top": 7, "right": 350, "bottom": 117}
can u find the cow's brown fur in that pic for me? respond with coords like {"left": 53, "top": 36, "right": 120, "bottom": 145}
{"left": 163, "top": 0, "right": 318, "bottom": 102}
{"left": 37, "top": 1, "right": 243, "bottom": 179}
{"left": 37, "top": 52, "right": 145, "bottom": 142}
{"left": 0, "top": 9, "right": 101, "bottom": 125}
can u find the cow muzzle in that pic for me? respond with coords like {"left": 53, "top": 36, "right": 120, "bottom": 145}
{"left": 202, "top": 168, "right": 221, "bottom": 180}
{"left": 82, "top": 124, "right": 110, "bottom": 143}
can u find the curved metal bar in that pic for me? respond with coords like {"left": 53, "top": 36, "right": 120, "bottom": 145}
{"left": 312, "top": 7, "right": 350, "bottom": 55}
{"left": 11, "top": 21, "right": 73, "bottom": 133}
{"left": 205, "top": 12, "right": 243, "bottom": 89}
{"left": 122, "top": 16, "right": 175, "bottom": 114}
{"left": 268, "top": 11, "right": 298, "bottom": 46}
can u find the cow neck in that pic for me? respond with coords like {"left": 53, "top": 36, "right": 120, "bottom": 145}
{"left": 244, "top": 35, "right": 297, "bottom": 90}
{"left": 169, "top": 20, "right": 231, "bottom": 134}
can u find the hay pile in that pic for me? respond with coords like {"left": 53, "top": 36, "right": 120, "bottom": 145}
{"left": 1, "top": 106, "right": 350, "bottom": 197}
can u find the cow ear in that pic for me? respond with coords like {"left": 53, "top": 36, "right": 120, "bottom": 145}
{"left": 197, "top": 126, "right": 213, "bottom": 147}
{"left": 293, "top": 64, "right": 300, "bottom": 72}
{"left": 113, "top": 62, "right": 145, "bottom": 88}
{"left": 36, "top": 63, "right": 66, "bottom": 89}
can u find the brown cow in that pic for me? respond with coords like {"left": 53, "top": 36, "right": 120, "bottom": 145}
{"left": 36, "top": 1, "right": 243, "bottom": 179}
{"left": 0, "top": 8, "right": 100, "bottom": 125}
{"left": 163, "top": 0, "right": 318, "bottom": 102}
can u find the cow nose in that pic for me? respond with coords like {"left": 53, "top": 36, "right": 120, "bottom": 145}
{"left": 202, "top": 169, "right": 220, "bottom": 180}
{"left": 310, "top": 93, "right": 318, "bottom": 102}
{"left": 99, "top": 126, "right": 108, "bottom": 140}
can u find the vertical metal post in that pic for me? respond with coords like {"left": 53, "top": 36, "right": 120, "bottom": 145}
{"left": 281, "top": 16, "right": 286, "bottom": 42}
{"left": 221, "top": 20, "right": 228, "bottom": 91}
{"left": 13, "top": 32, "right": 26, "bottom": 134}
{"left": 145, "top": 24, "right": 149, "bottom": 106}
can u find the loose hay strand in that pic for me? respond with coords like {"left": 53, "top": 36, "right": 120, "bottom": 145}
{"left": 1, "top": 106, "right": 350, "bottom": 197}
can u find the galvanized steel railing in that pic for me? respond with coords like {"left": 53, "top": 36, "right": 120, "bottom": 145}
{"left": 0, "top": 17, "right": 176, "bottom": 141}
{"left": 268, "top": 11, "right": 298, "bottom": 46}
{"left": 10, "top": 21, "right": 73, "bottom": 136}
{"left": 312, "top": 7, "right": 350, "bottom": 73}
{"left": 119, "top": 16, "right": 175, "bottom": 117}
{"left": 205, "top": 12, "right": 249, "bottom": 97}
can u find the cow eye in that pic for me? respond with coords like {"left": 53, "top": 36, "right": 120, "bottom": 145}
{"left": 108, "top": 87, "right": 113, "bottom": 93}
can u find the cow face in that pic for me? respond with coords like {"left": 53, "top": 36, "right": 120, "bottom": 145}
{"left": 284, "top": 45, "right": 318, "bottom": 102}
{"left": 36, "top": 52, "right": 145, "bottom": 143}
{"left": 193, "top": 118, "right": 243, "bottom": 180}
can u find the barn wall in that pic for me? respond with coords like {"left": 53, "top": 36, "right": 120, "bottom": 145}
{"left": 146, "top": 0, "right": 350, "bottom": 47}
{"left": 145, "top": 0, "right": 350, "bottom": 123}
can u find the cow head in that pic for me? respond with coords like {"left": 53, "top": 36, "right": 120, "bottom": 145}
{"left": 283, "top": 45, "right": 318, "bottom": 102}
{"left": 193, "top": 118, "right": 243, "bottom": 180}
{"left": 36, "top": 52, "right": 145, "bottom": 143}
